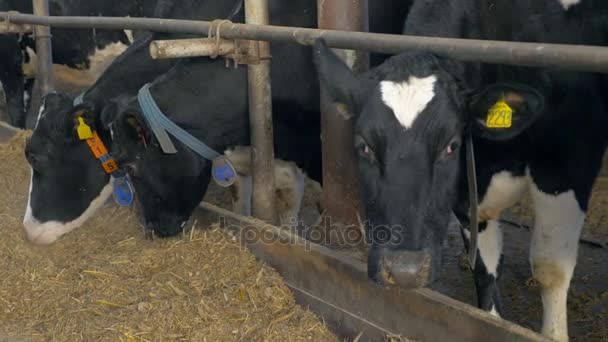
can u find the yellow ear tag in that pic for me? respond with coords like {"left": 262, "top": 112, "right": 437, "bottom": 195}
{"left": 77, "top": 117, "right": 94, "bottom": 140}
{"left": 486, "top": 99, "right": 513, "bottom": 128}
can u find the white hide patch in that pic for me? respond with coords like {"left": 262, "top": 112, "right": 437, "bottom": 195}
{"left": 477, "top": 219, "right": 503, "bottom": 277}
{"left": 527, "top": 172, "right": 584, "bottom": 342}
{"left": 343, "top": 49, "right": 358, "bottom": 70}
{"left": 380, "top": 76, "right": 437, "bottom": 129}
{"left": 224, "top": 146, "right": 306, "bottom": 226}
{"left": 34, "top": 96, "right": 46, "bottom": 129}
{"left": 124, "top": 29, "right": 135, "bottom": 44}
{"left": 478, "top": 171, "right": 528, "bottom": 218}
{"left": 86, "top": 41, "right": 130, "bottom": 76}
{"left": 558, "top": 0, "right": 581, "bottom": 10}
{"left": 489, "top": 305, "right": 500, "bottom": 317}
{"left": 23, "top": 171, "right": 114, "bottom": 245}
{"left": 22, "top": 41, "right": 129, "bottom": 86}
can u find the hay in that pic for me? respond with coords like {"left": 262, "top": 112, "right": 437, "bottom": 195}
{"left": 0, "top": 131, "right": 338, "bottom": 341}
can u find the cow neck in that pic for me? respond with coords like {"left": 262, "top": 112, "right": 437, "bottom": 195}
{"left": 136, "top": 83, "right": 222, "bottom": 161}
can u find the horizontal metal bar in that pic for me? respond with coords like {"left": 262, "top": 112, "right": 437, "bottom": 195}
{"left": 1, "top": 11, "right": 608, "bottom": 73}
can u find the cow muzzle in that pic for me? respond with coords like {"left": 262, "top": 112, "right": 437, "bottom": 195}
{"left": 375, "top": 248, "right": 432, "bottom": 288}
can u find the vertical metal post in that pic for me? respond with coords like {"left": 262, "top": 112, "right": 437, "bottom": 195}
{"left": 245, "top": 0, "right": 276, "bottom": 224}
{"left": 318, "top": 0, "right": 369, "bottom": 227}
{"left": 28, "top": 0, "right": 54, "bottom": 122}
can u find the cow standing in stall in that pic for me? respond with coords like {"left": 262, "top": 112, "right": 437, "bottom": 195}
{"left": 313, "top": 0, "right": 608, "bottom": 340}
{"left": 22, "top": 0, "right": 247, "bottom": 244}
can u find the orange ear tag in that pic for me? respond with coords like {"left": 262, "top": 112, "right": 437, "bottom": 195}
{"left": 85, "top": 132, "right": 109, "bottom": 159}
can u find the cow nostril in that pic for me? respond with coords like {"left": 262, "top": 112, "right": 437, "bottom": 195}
{"left": 379, "top": 249, "right": 432, "bottom": 289}
{"left": 25, "top": 148, "right": 37, "bottom": 166}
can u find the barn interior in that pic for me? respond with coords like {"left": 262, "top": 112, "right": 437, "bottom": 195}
{"left": 1, "top": 3, "right": 608, "bottom": 341}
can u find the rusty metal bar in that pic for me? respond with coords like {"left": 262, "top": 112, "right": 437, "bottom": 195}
{"left": 3, "top": 12, "right": 608, "bottom": 73}
{"left": 317, "top": 0, "right": 367, "bottom": 227}
{"left": 27, "top": 1, "right": 54, "bottom": 121}
{"left": 149, "top": 38, "right": 241, "bottom": 60}
{"left": 245, "top": 0, "right": 276, "bottom": 224}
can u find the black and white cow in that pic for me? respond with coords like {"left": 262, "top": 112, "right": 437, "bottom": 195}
{"left": 0, "top": 0, "right": 165, "bottom": 128}
{"left": 22, "top": 0, "right": 247, "bottom": 244}
{"left": 104, "top": 0, "right": 323, "bottom": 237}
{"left": 314, "top": 0, "right": 608, "bottom": 340}
{"left": 22, "top": 0, "right": 413, "bottom": 244}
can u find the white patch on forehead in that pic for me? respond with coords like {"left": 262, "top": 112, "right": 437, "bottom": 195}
{"left": 380, "top": 75, "right": 437, "bottom": 129}
{"left": 23, "top": 171, "right": 114, "bottom": 245}
{"left": 559, "top": 0, "right": 581, "bottom": 10}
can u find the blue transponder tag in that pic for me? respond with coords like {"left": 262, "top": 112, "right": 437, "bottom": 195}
{"left": 112, "top": 173, "right": 135, "bottom": 206}
{"left": 212, "top": 156, "right": 237, "bottom": 187}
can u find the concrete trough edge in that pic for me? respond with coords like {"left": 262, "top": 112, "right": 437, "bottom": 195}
{"left": 199, "top": 202, "right": 550, "bottom": 342}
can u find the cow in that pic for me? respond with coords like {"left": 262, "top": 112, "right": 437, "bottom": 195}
{"left": 313, "top": 0, "right": 608, "bottom": 340}
{"left": 22, "top": 0, "right": 413, "bottom": 244}
{"left": 22, "top": 0, "right": 247, "bottom": 245}
{"left": 0, "top": 0, "right": 164, "bottom": 128}
{"left": 103, "top": 0, "right": 322, "bottom": 237}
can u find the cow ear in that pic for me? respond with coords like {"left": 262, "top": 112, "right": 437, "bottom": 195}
{"left": 120, "top": 112, "right": 151, "bottom": 148}
{"left": 70, "top": 102, "right": 96, "bottom": 136}
{"left": 313, "top": 38, "right": 364, "bottom": 115}
{"left": 467, "top": 82, "right": 544, "bottom": 141}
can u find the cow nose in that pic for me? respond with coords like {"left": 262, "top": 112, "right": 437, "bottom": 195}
{"left": 377, "top": 248, "right": 432, "bottom": 289}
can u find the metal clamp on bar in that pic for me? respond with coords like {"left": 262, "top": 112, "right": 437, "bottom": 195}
{"left": 149, "top": 18, "right": 271, "bottom": 68}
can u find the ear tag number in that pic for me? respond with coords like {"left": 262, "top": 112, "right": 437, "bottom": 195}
{"left": 112, "top": 173, "right": 135, "bottom": 206}
{"left": 212, "top": 156, "right": 237, "bottom": 188}
{"left": 486, "top": 100, "right": 513, "bottom": 128}
{"left": 77, "top": 117, "right": 94, "bottom": 140}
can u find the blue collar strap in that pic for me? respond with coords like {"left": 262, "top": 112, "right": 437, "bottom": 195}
{"left": 137, "top": 83, "right": 222, "bottom": 160}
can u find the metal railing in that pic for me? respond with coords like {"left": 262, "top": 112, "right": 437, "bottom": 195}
{"left": 2, "top": 11, "right": 608, "bottom": 73}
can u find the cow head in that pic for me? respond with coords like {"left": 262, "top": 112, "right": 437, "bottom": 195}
{"left": 23, "top": 92, "right": 112, "bottom": 244}
{"left": 105, "top": 103, "right": 211, "bottom": 237}
{"left": 313, "top": 39, "right": 544, "bottom": 288}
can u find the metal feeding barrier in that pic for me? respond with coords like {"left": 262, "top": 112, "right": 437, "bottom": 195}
{"left": 1, "top": 0, "right": 606, "bottom": 340}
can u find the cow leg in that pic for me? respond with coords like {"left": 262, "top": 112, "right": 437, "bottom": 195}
{"left": 459, "top": 170, "right": 527, "bottom": 316}
{"left": 275, "top": 161, "right": 306, "bottom": 228}
{"left": 528, "top": 176, "right": 585, "bottom": 342}
{"left": 461, "top": 220, "right": 504, "bottom": 316}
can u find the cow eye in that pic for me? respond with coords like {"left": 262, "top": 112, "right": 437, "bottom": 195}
{"left": 355, "top": 136, "right": 376, "bottom": 164}
{"left": 24, "top": 146, "right": 47, "bottom": 169}
{"left": 443, "top": 138, "right": 461, "bottom": 158}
